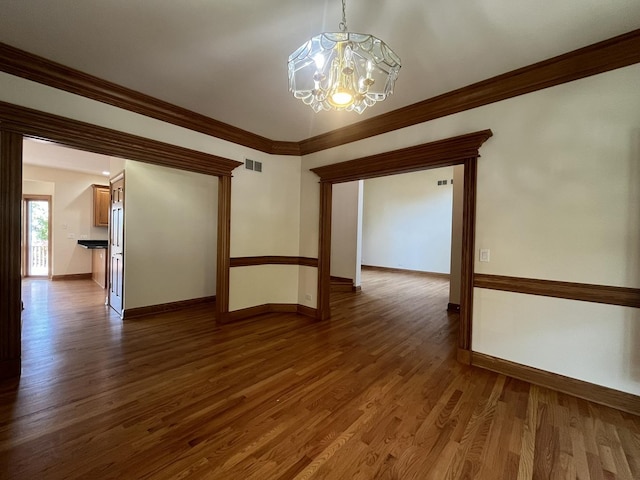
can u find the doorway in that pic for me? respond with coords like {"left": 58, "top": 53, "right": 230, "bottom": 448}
{"left": 311, "top": 129, "right": 494, "bottom": 363}
{"left": 1, "top": 106, "right": 242, "bottom": 379}
{"left": 22, "top": 196, "right": 52, "bottom": 278}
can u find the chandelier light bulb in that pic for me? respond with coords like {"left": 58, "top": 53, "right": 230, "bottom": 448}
{"left": 331, "top": 89, "right": 354, "bottom": 107}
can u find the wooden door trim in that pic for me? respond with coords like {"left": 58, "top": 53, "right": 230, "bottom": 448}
{"left": 0, "top": 130, "right": 23, "bottom": 379}
{"left": 216, "top": 176, "right": 232, "bottom": 324}
{"left": 0, "top": 101, "right": 243, "bottom": 177}
{"left": 311, "top": 130, "right": 493, "bottom": 359}
{"left": 0, "top": 104, "right": 241, "bottom": 378}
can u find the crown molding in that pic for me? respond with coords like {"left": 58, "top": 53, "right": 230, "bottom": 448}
{"left": 298, "top": 28, "right": 640, "bottom": 155}
{"left": 1, "top": 28, "right": 639, "bottom": 157}
{"left": 0, "top": 101, "right": 243, "bottom": 177}
{"left": 0, "top": 42, "right": 300, "bottom": 156}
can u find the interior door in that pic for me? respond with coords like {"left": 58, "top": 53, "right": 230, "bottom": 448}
{"left": 109, "top": 173, "right": 124, "bottom": 316}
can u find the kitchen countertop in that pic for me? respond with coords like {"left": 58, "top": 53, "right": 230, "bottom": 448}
{"left": 77, "top": 240, "right": 108, "bottom": 249}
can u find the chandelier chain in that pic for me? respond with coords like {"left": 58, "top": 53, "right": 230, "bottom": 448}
{"left": 339, "top": 0, "right": 348, "bottom": 32}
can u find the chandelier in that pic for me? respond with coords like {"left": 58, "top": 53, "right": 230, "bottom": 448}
{"left": 287, "top": 0, "right": 401, "bottom": 113}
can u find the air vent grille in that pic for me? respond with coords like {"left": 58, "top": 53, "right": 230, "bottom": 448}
{"left": 245, "top": 159, "right": 262, "bottom": 172}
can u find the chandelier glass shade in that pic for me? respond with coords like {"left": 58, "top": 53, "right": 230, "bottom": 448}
{"left": 287, "top": 2, "right": 401, "bottom": 113}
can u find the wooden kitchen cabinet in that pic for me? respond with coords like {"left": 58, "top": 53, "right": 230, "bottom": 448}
{"left": 92, "top": 185, "right": 110, "bottom": 227}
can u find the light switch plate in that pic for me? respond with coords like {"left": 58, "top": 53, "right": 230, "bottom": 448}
{"left": 479, "top": 249, "right": 490, "bottom": 262}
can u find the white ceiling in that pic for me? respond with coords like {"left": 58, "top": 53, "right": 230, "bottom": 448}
{"left": 1, "top": 0, "right": 640, "bottom": 142}
{"left": 23, "top": 138, "right": 112, "bottom": 177}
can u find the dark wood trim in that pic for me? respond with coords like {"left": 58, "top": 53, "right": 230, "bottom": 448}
{"left": 122, "top": 296, "right": 216, "bottom": 320}
{"left": 447, "top": 303, "right": 461, "bottom": 313}
{"left": 474, "top": 274, "right": 640, "bottom": 309}
{"left": 317, "top": 182, "right": 333, "bottom": 321}
{"left": 299, "top": 29, "right": 640, "bottom": 154}
{"left": 310, "top": 130, "right": 493, "bottom": 183}
{"left": 0, "top": 105, "right": 240, "bottom": 379}
{"left": 0, "top": 129, "right": 22, "bottom": 379}
{"left": 51, "top": 273, "right": 92, "bottom": 281}
{"left": 458, "top": 158, "right": 477, "bottom": 352}
{"left": 225, "top": 303, "right": 312, "bottom": 324}
{"left": 457, "top": 349, "right": 472, "bottom": 365}
{"left": 330, "top": 275, "right": 353, "bottom": 283}
{"left": 216, "top": 176, "right": 232, "bottom": 324}
{"left": 2, "top": 31, "right": 639, "bottom": 157}
{"left": 0, "top": 101, "right": 243, "bottom": 177}
{"left": 362, "top": 265, "right": 450, "bottom": 279}
{"left": 313, "top": 133, "right": 490, "bottom": 358}
{"left": 472, "top": 352, "right": 640, "bottom": 416}
{"left": 229, "top": 256, "right": 318, "bottom": 267}
{"left": 296, "top": 305, "right": 318, "bottom": 319}
{"left": 330, "top": 276, "right": 356, "bottom": 293}
{"left": 0, "top": 358, "right": 21, "bottom": 379}
{"left": 0, "top": 42, "right": 300, "bottom": 156}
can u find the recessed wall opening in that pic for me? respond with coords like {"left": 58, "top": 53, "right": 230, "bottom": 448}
{"left": 20, "top": 137, "right": 220, "bottom": 321}
{"left": 1, "top": 104, "right": 241, "bottom": 379}
{"left": 311, "top": 129, "right": 493, "bottom": 363}
{"left": 329, "top": 166, "right": 462, "bottom": 321}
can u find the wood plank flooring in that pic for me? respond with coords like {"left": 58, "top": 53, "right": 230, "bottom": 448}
{"left": 1, "top": 271, "right": 638, "bottom": 479}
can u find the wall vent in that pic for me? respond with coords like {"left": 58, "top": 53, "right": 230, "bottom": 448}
{"left": 245, "top": 159, "right": 262, "bottom": 172}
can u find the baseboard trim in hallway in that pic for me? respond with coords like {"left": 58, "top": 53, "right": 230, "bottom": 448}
{"left": 472, "top": 351, "right": 640, "bottom": 416}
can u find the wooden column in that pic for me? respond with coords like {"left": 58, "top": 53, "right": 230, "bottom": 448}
{"left": 317, "top": 182, "right": 332, "bottom": 320}
{"left": 457, "top": 157, "right": 478, "bottom": 364}
{"left": 216, "top": 175, "right": 232, "bottom": 324}
{"left": 0, "top": 129, "right": 23, "bottom": 379}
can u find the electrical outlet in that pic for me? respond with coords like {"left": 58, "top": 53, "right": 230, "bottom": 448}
{"left": 479, "top": 249, "right": 490, "bottom": 262}
{"left": 305, "top": 294, "right": 312, "bottom": 301}
{"left": 67, "top": 233, "right": 75, "bottom": 239}
{"left": 80, "top": 234, "right": 88, "bottom": 240}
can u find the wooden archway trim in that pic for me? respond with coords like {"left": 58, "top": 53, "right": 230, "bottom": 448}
{"left": 0, "top": 102, "right": 242, "bottom": 378}
{"left": 0, "top": 101, "right": 242, "bottom": 177}
{"left": 311, "top": 130, "right": 493, "bottom": 183}
{"left": 311, "top": 129, "right": 493, "bottom": 363}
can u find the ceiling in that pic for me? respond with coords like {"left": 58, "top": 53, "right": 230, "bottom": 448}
{"left": 1, "top": 0, "right": 640, "bottom": 143}
{"left": 23, "top": 138, "right": 112, "bottom": 177}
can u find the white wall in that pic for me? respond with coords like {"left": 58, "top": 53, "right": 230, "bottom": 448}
{"left": 123, "top": 161, "right": 218, "bottom": 310}
{"left": 229, "top": 156, "right": 302, "bottom": 310}
{"left": 22, "top": 164, "right": 109, "bottom": 276}
{"left": 5, "top": 62, "right": 640, "bottom": 395}
{"left": 330, "top": 181, "right": 362, "bottom": 283}
{"left": 0, "top": 72, "right": 303, "bottom": 313}
{"left": 362, "top": 168, "right": 454, "bottom": 274}
{"left": 300, "top": 64, "right": 640, "bottom": 395}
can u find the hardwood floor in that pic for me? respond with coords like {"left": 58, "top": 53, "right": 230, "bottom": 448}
{"left": 1, "top": 273, "right": 638, "bottom": 479}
